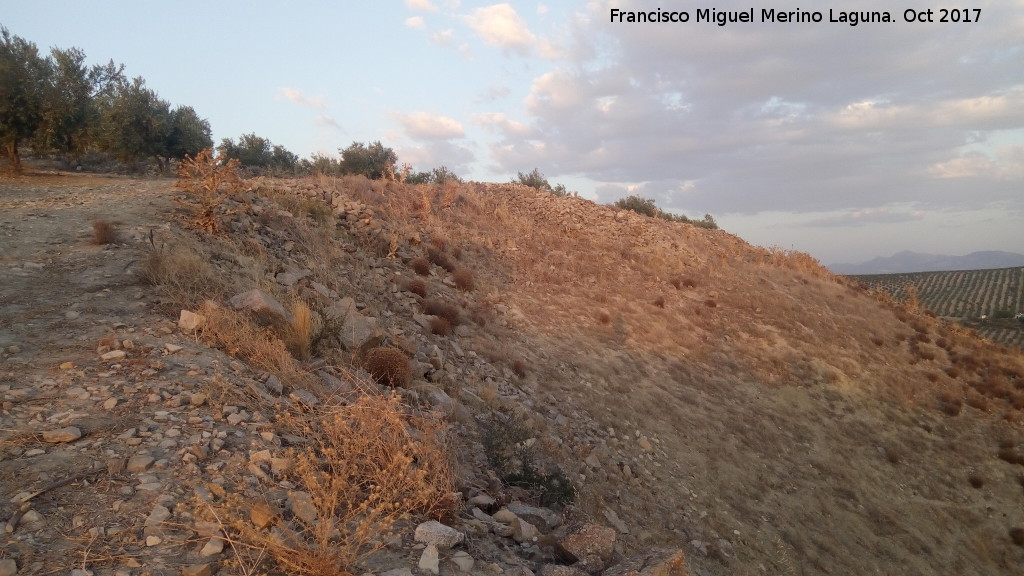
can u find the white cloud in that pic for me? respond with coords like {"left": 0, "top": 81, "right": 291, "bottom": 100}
{"left": 398, "top": 141, "right": 476, "bottom": 171}
{"left": 463, "top": 4, "right": 537, "bottom": 55}
{"left": 314, "top": 115, "right": 342, "bottom": 131}
{"left": 394, "top": 111, "right": 466, "bottom": 141}
{"left": 405, "top": 16, "right": 426, "bottom": 29}
{"left": 472, "top": 112, "right": 530, "bottom": 137}
{"left": 431, "top": 29, "right": 454, "bottom": 45}
{"left": 277, "top": 87, "right": 327, "bottom": 110}
{"left": 405, "top": 0, "right": 437, "bottom": 11}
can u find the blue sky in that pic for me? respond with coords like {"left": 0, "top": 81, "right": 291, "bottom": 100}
{"left": 5, "top": 1, "right": 1024, "bottom": 266}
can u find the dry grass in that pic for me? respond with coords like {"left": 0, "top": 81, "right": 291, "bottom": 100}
{"left": 215, "top": 393, "right": 455, "bottom": 576}
{"left": 430, "top": 317, "right": 453, "bottom": 336}
{"left": 405, "top": 278, "right": 427, "bottom": 297}
{"left": 198, "top": 301, "right": 314, "bottom": 391}
{"left": 175, "top": 148, "right": 243, "bottom": 233}
{"left": 285, "top": 300, "right": 316, "bottom": 361}
{"left": 91, "top": 220, "right": 116, "bottom": 244}
{"left": 363, "top": 347, "right": 411, "bottom": 387}
{"left": 411, "top": 257, "right": 431, "bottom": 276}
{"left": 141, "top": 238, "right": 225, "bottom": 306}
{"left": 423, "top": 299, "right": 460, "bottom": 326}
{"left": 453, "top": 268, "right": 475, "bottom": 292}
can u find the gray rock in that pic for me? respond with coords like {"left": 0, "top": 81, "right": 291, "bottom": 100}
{"left": 419, "top": 543, "right": 440, "bottom": 575}
{"left": 288, "top": 389, "right": 319, "bottom": 406}
{"left": 414, "top": 520, "right": 464, "bottom": 550}
{"left": 229, "top": 289, "right": 290, "bottom": 326}
{"left": 42, "top": 426, "right": 82, "bottom": 443}
{"left": 144, "top": 505, "right": 171, "bottom": 528}
{"left": 451, "top": 551, "right": 475, "bottom": 573}
{"left": 601, "top": 548, "right": 688, "bottom": 576}
{"left": 127, "top": 455, "right": 155, "bottom": 473}
{"left": 100, "top": 350, "right": 126, "bottom": 361}
{"left": 327, "top": 297, "right": 383, "bottom": 351}
{"left": 558, "top": 524, "right": 616, "bottom": 563}
{"left": 381, "top": 569, "right": 414, "bottom": 576}
{"left": 199, "top": 536, "right": 225, "bottom": 557}
{"left": 507, "top": 502, "right": 562, "bottom": 531}
{"left": 178, "top": 309, "right": 205, "bottom": 332}
{"left": 0, "top": 558, "right": 17, "bottom": 576}
{"left": 537, "top": 566, "right": 588, "bottom": 576}
{"left": 287, "top": 490, "right": 317, "bottom": 523}
{"left": 602, "top": 508, "right": 629, "bottom": 535}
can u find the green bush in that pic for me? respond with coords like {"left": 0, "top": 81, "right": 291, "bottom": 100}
{"left": 480, "top": 413, "right": 577, "bottom": 507}
{"left": 613, "top": 194, "right": 719, "bottom": 229}
{"left": 513, "top": 168, "right": 576, "bottom": 197}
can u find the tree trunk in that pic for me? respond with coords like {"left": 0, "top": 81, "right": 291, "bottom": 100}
{"left": 4, "top": 139, "right": 21, "bottom": 171}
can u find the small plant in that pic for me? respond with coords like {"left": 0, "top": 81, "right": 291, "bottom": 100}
{"left": 938, "top": 390, "right": 962, "bottom": 416}
{"left": 363, "top": 347, "right": 411, "bottom": 387}
{"left": 1011, "top": 527, "right": 1024, "bottom": 548}
{"left": 405, "top": 278, "right": 427, "bottom": 297}
{"left": 704, "top": 298, "right": 718, "bottom": 308}
{"left": 430, "top": 317, "right": 452, "bottom": 336}
{"left": 968, "top": 474, "right": 985, "bottom": 489}
{"left": 284, "top": 300, "right": 315, "bottom": 361}
{"left": 423, "top": 299, "right": 460, "bottom": 326}
{"left": 411, "top": 257, "right": 431, "bottom": 276}
{"left": 598, "top": 311, "right": 611, "bottom": 325}
{"left": 870, "top": 336, "right": 885, "bottom": 347}
{"left": 91, "top": 220, "right": 116, "bottom": 244}
{"left": 175, "top": 148, "right": 243, "bottom": 233}
{"left": 480, "top": 413, "right": 577, "bottom": 507}
{"left": 653, "top": 296, "right": 665, "bottom": 308}
{"left": 510, "top": 358, "right": 527, "bottom": 378}
{"left": 453, "top": 268, "right": 475, "bottom": 292}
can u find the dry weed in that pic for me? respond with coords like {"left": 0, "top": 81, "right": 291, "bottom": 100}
{"left": 405, "top": 278, "right": 427, "bottom": 297}
{"left": 363, "top": 347, "right": 412, "bottom": 387}
{"left": 453, "top": 268, "right": 475, "bottom": 292}
{"left": 430, "top": 317, "right": 453, "bottom": 336}
{"left": 175, "top": 148, "right": 243, "bottom": 233}
{"left": 141, "top": 237, "right": 224, "bottom": 306}
{"left": 198, "top": 301, "right": 315, "bottom": 391}
{"left": 218, "top": 393, "right": 455, "bottom": 576}
{"left": 411, "top": 257, "right": 431, "bottom": 276}
{"left": 91, "top": 220, "right": 116, "bottom": 244}
{"left": 285, "top": 300, "right": 316, "bottom": 361}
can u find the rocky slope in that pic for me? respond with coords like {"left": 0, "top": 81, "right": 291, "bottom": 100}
{"left": 2, "top": 171, "right": 1023, "bottom": 576}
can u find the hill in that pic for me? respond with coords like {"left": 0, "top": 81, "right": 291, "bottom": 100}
{"left": 2, "top": 170, "right": 1024, "bottom": 576}
{"left": 831, "top": 250, "right": 1024, "bottom": 274}
{"left": 853, "top": 267, "right": 1024, "bottom": 349}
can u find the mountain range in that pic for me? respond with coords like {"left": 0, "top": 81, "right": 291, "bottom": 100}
{"left": 829, "top": 250, "right": 1024, "bottom": 275}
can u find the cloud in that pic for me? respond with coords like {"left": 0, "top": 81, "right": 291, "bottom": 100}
{"left": 405, "top": 16, "right": 426, "bottom": 29}
{"left": 314, "top": 115, "right": 342, "bottom": 131}
{"left": 472, "top": 112, "right": 530, "bottom": 137}
{"left": 277, "top": 87, "right": 327, "bottom": 110}
{"left": 398, "top": 141, "right": 476, "bottom": 171}
{"left": 405, "top": 0, "right": 437, "bottom": 11}
{"left": 474, "top": 84, "right": 511, "bottom": 103}
{"left": 394, "top": 111, "right": 466, "bottom": 140}
{"left": 463, "top": 4, "right": 537, "bottom": 55}
{"left": 431, "top": 29, "right": 454, "bottom": 45}
{"left": 797, "top": 207, "right": 928, "bottom": 228}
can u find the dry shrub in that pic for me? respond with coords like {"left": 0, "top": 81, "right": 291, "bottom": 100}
{"left": 946, "top": 366, "right": 962, "bottom": 379}
{"left": 363, "top": 347, "right": 411, "bottom": 387}
{"left": 198, "top": 301, "right": 313, "bottom": 390}
{"left": 142, "top": 240, "right": 223, "bottom": 305}
{"left": 968, "top": 474, "right": 985, "bottom": 489}
{"left": 430, "top": 317, "right": 452, "bottom": 336}
{"left": 453, "top": 268, "right": 475, "bottom": 292}
{"left": 926, "top": 372, "right": 939, "bottom": 383}
{"left": 405, "top": 278, "right": 427, "bottom": 297}
{"left": 938, "top": 390, "right": 962, "bottom": 416}
{"left": 423, "top": 299, "right": 460, "bottom": 326}
{"left": 998, "top": 448, "right": 1024, "bottom": 466}
{"left": 411, "top": 257, "right": 431, "bottom": 276}
{"left": 220, "top": 393, "right": 455, "bottom": 576}
{"left": 427, "top": 247, "right": 456, "bottom": 272}
{"left": 653, "top": 296, "right": 666, "bottom": 308}
{"left": 965, "top": 392, "right": 988, "bottom": 411}
{"left": 598, "top": 311, "right": 611, "bottom": 325}
{"left": 704, "top": 299, "right": 718, "bottom": 308}
{"left": 869, "top": 336, "right": 885, "bottom": 347}
{"left": 91, "top": 220, "right": 116, "bottom": 244}
{"left": 285, "top": 300, "right": 316, "bottom": 361}
{"left": 511, "top": 358, "right": 527, "bottom": 378}
{"left": 175, "top": 148, "right": 243, "bottom": 233}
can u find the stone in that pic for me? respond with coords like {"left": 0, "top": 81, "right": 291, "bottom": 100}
{"left": 42, "top": 426, "right": 82, "bottom": 443}
{"left": 451, "top": 551, "right": 475, "bottom": 573}
{"left": 178, "top": 310, "right": 206, "bottom": 332}
{"left": 558, "top": 524, "right": 616, "bottom": 563}
{"left": 381, "top": 570, "right": 414, "bottom": 576}
{"left": 20, "top": 510, "right": 44, "bottom": 530}
{"left": 101, "top": 348, "right": 126, "bottom": 360}
{"left": 180, "top": 564, "right": 214, "bottom": 576}
{"left": 165, "top": 343, "right": 184, "bottom": 354}
{"left": 601, "top": 548, "right": 688, "bottom": 576}
{"left": 469, "top": 493, "right": 496, "bottom": 508}
{"left": 537, "top": 566, "right": 588, "bottom": 576}
{"left": 200, "top": 536, "right": 225, "bottom": 557}
{"left": 288, "top": 389, "right": 319, "bottom": 406}
{"left": 228, "top": 289, "right": 290, "bottom": 326}
{"left": 0, "top": 559, "right": 17, "bottom": 576}
{"left": 637, "top": 436, "right": 654, "bottom": 452}
{"left": 145, "top": 505, "right": 171, "bottom": 527}
{"left": 263, "top": 375, "right": 283, "bottom": 395}
{"left": 418, "top": 543, "right": 440, "bottom": 575}
{"left": 250, "top": 502, "right": 277, "bottom": 528}
{"left": 414, "top": 520, "right": 464, "bottom": 550}
{"left": 507, "top": 502, "right": 562, "bottom": 531}
{"left": 326, "top": 297, "right": 383, "bottom": 351}
{"left": 602, "top": 509, "right": 629, "bottom": 535}
{"left": 493, "top": 509, "right": 519, "bottom": 524}
{"left": 146, "top": 535, "right": 162, "bottom": 546}
{"left": 127, "top": 455, "right": 155, "bottom": 473}
{"left": 190, "top": 393, "right": 208, "bottom": 407}
{"left": 287, "top": 490, "right": 317, "bottom": 523}
{"left": 513, "top": 518, "right": 539, "bottom": 543}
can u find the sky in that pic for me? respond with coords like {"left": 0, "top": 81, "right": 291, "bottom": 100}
{"left": 4, "top": 1, "right": 1023, "bottom": 266}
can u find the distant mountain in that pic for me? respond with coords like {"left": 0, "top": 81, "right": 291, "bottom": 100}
{"left": 829, "top": 250, "right": 1024, "bottom": 275}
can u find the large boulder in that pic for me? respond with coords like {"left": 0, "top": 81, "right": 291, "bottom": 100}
{"left": 601, "top": 548, "right": 688, "bottom": 576}
{"left": 325, "top": 297, "right": 383, "bottom": 351}
{"left": 228, "top": 289, "right": 290, "bottom": 326}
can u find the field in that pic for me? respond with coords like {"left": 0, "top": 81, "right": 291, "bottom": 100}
{"left": 854, "top": 267, "right": 1024, "bottom": 348}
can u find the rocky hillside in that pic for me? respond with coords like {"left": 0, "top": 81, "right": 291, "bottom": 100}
{"left": 2, "top": 170, "right": 1024, "bottom": 576}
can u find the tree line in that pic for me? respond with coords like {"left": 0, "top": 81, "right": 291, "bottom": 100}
{"left": 0, "top": 27, "right": 212, "bottom": 171}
